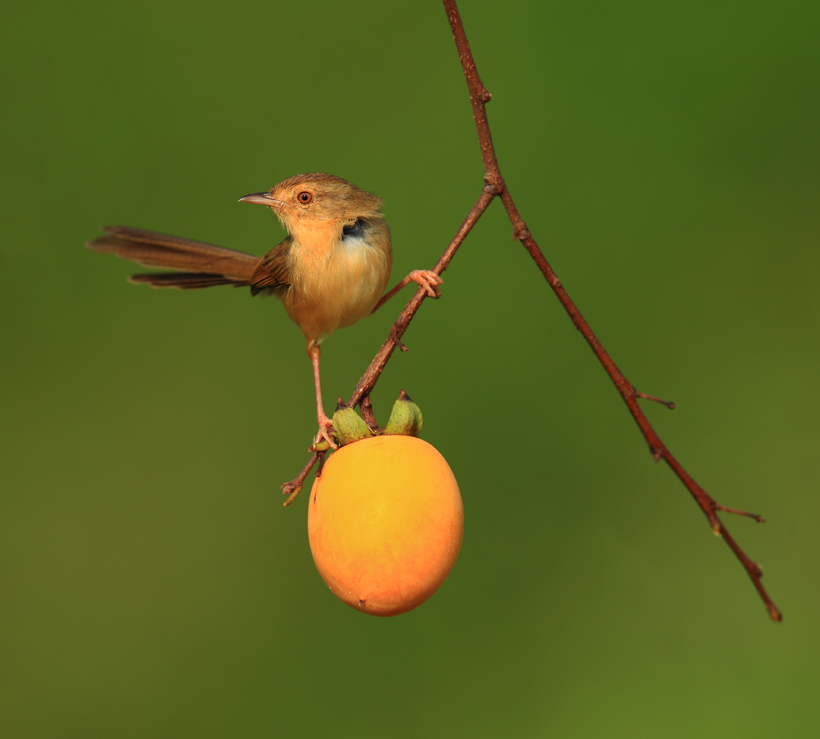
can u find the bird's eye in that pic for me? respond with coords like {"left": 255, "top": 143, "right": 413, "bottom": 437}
{"left": 297, "top": 191, "right": 313, "bottom": 204}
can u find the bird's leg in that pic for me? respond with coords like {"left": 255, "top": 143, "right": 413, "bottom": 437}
{"left": 371, "top": 270, "right": 444, "bottom": 314}
{"left": 308, "top": 345, "right": 337, "bottom": 449}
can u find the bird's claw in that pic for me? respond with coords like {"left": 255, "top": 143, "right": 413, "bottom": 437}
{"left": 312, "top": 416, "right": 338, "bottom": 451}
{"left": 409, "top": 270, "right": 443, "bottom": 299}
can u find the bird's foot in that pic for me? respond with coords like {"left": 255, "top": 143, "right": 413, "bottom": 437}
{"left": 312, "top": 413, "right": 338, "bottom": 451}
{"left": 409, "top": 270, "right": 443, "bottom": 298}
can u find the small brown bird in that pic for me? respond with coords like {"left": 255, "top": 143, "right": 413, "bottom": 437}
{"left": 88, "top": 173, "right": 442, "bottom": 447}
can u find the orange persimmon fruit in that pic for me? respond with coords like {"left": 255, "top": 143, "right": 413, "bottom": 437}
{"left": 307, "top": 435, "right": 463, "bottom": 616}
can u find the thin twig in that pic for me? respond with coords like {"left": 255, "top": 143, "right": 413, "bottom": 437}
{"left": 281, "top": 451, "right": 323, "bottom": 507}
{"left": 633, "top": 387, "right": 676, "bottom": 410}
{"left": 442, "top": 0, "right": 780, "bottom": 621}
{"left": 348, "top": 185, "right": 496, "bottom": 406}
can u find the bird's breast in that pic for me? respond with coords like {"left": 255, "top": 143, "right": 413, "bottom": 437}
{"left": 282, "top": 219, "right": 392, "bottom": 345}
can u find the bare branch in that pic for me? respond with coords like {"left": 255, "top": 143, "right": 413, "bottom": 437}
{"left": 442, "top": 0, "right": 780, "bottom": 621}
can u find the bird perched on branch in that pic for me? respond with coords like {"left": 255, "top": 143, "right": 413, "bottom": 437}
{"left": 87, "top": 173, "right": 442, "bottom": 447}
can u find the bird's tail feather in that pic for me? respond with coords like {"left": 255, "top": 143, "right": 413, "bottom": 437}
{"left": 128, "top": 272, "right": 250, "bottom": 290}
{"left": 87, "top": 226, "right": 258, "bottom": 287}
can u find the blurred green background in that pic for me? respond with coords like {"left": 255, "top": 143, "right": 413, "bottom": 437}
{"left": 2, "top": 1, "right": 818, "bottom": 736}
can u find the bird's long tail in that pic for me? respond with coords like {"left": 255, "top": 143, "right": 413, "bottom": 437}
{"left": 87, "top": 226, "right": 258, "bottom": 289}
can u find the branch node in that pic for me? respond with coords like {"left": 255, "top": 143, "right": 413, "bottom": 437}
{"left": 715, "top": 504, "right": 765, "bottom": 523}
{"left": 483, "top": 181, "right": 499, "bottom": 197}
{"left": 634, "top": 388, "right": 676, "bottom": 410}
{"left": 514, "top": 226, "right": 531, "bottom": 242}
{"left": 389, "top": 326, "right": 408, "bottom": 352}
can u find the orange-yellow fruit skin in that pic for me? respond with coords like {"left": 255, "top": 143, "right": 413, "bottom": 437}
{"left": 307, "top": 435, "right": 463, "bottom": 617}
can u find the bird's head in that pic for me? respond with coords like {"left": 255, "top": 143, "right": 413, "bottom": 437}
{"left": 239, "top": 173, "right": 384, "bottom": 233}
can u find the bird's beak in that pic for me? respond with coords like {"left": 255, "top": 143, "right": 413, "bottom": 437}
{"left": 238, "top": 192, "right": 284, "bottom": 209}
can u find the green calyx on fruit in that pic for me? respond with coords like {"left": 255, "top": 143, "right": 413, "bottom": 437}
{"left": 332, "top": 399, "right": 374, "bottom": 447}
{"left": 383, "top": 390, "right": 424, "bottom": 437}
{"left": 309, "top": 393, "right": 423, "bottom": 451}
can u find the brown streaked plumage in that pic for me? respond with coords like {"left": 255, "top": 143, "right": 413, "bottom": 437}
{"left": 87, "top": 173, "right": 442, "bottom": 447}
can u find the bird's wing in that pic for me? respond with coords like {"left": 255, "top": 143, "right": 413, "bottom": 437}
{"left": 250, "top": 239, "right": 292, "bottom": 295}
